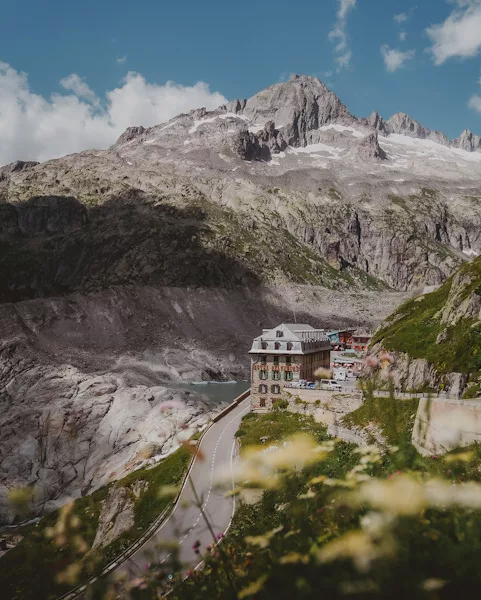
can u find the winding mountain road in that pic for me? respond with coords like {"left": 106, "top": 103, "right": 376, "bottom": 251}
{"left": 119, "top": 396, "right": 251, "bottom": 580}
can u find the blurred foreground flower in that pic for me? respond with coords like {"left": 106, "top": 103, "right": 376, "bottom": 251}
{"left": 238, "top": 575, "right": 268, "bottom": 599}
{"left": 314, "top": 367, "right": 332, "bottom": 380}
{"left": 379, "top": 351, "right": 394, "bottom": 365}
{"left": 219, "top": 434, "right": 332, "bottom": 490}
{"left": 159, "top": 400, "right": 186, "bottom": 412}
{"left": 7, "top": 487, "right": 33, "bottom": 519}
{"left": 351, "top": 475, "right": 481, "bottom": 515}
{"left": 445, "top": 451, "right": 474, "bottom": 464}
{"left": 158, "top": 485, "right": 179, "bottom": 499}
{"left": 56, "top": 562, "right": 82, "bottom": 585}
{"left": 279, "top": 552, "right": 309, "bottom": 565}
{"left": 422, "top": 578, "right": 447, "bottom": 591}
{"left": 354, "top": 476, "right": 425, "bottom": 515}
{"left": 364, "top": 356, "right": 379, "bottom": 368}
{"left": 316, "top": 530, "right": 396, "bottom": 572}
{"left": 245, "top": 526, "right": 283, "bottom": 549}
{"left": 181, "top": 440, "right": 205, "bottom": 461}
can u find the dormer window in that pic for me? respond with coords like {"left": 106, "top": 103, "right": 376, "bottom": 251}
{"left": 276, "top": 330, "right": 283, "bottom": 338}
{"left": 274, "top": 342, "right": 281, "bottom": 350}
{"left": 286, "top": 342, "right": 293, "bottom": 351}
{"left": 261, "top": 341, "right": 267, "bottom": 350}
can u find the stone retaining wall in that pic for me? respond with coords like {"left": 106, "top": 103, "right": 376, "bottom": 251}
{"left": 412, "top": 397, "right": 481, "bottom": 455}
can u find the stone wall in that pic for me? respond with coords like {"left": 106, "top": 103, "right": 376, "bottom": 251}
{"left": 278, "top": 388, "right": 363, "bottom": 425}
{"left": 412, "top": 397, "right": 481, "bottom": 455}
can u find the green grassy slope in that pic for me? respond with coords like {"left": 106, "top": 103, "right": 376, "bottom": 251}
{"left": 371, "top": 255, "right": 481, "bottom": 376}
{"left": 0, "top": 447, "right": 190, "bottom": 600}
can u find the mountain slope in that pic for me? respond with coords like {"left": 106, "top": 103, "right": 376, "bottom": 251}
{"left": 370, "top": 255, "right": 481, "bottom": 396}
{"left": 2, "top": 75, "right": 481, "bottom": 296}
{"left": 2, "top": 73, "right": 481, "bottom": 521}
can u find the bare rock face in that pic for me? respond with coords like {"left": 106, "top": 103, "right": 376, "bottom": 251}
{"left": 367, "top": 343, "right": 441, "bottom": 392}
{"left": 256, "top": 121, "right": 287, "bottom": 155}
{"left": 385, "top": 112, "right": 449, "bottom": 145}
{"left": 91, "top": 484, "right": 146, "bottom": 549}
{"left": 452, "top": 129, "right": 481, "bottom": 153}
{"left": 365, "top": 111, "right": 390, "bottom": 136}
{"left": 0, "top": 335, "right": 215, "bottom": 525}
{"left": 355, "top": 132, "right": 387, "bottom": 161}
{"left": 114, "top": 126, "right": 147, "bottom": 146}
{"left": 0, "top": 161, "right": 39, "bottom": 181}
{"left": 0, "top": 280, "right": 407, "bottom": 525}
{"left": 229, "top": 130, "right": 271, "bottom": 161}
{"left": 240, "top": 74, "right": 355, "bottom": 147}
{"left": 225, "top": 99, "right": 246, "bottom": 114}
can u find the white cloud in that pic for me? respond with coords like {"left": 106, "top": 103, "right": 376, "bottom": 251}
{"left": 0, "top": 61, "right": 227, "bottom": 165}
{"left": 394, "top": 12, "right": 408, "bottom": 24}
{"left": 399, "top": 31, "right": 407, "bottom": 41}
{"left": 116, "top": 56, "right": 127, "bottom": 64}
{"left": 329, "top": 0, "right": 357, "bottom": 70}
{"left": 381, "top": 45, "right": 416, "bottom": 72}
{"left": 59, "top": 74, "right": 97, "bottom": 103}
{"left": 426, "top": 0, "right": 481, "bottom": 64}
{"left": 468, "top": 94, "right": 481, "bottom": 112}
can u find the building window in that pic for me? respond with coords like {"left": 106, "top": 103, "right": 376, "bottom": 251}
{"left": 271, "top": 385, "right": 281, "bottom": 394}
{"left": 286, "top": 342, "right": 293, "bottom": 351}
{"left": 272, "top": 371, "right": 281, "bottom": 381}
{"left": 285, "top": 356, "right": 291, "bottom": 365}
{"left": 260, "top": 397, "right": 266, "bottom": 408}
{"left": 261, "top": 341, "right": 267, "bottom": 350}
{"left": 258, "top": 384, "right": 268, "bottom": 394}
{"left": 276, "top": 330, "right": 283, "bottom": 338}
{"left": 274, "top": 342, "right": 281, "bottom": 350}
{"left": 273, "top": 356, "right": 279, "bottom": 365}
{"left": 259, "top": 370, "right": 268, "bottom": 380}
{"left": 284, "top": 372, "right": 293, "bottom": 381}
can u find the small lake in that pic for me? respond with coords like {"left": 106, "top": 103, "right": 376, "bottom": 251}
{"left": 172, "top": 380, "right": 250, "bottom": 405}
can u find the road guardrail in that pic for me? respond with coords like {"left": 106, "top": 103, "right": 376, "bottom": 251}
{"left": 327, "top": 424, "right": 367, "bottom": 447}
{"left": 57, "top": 394, "right": 251, "bottom": 600}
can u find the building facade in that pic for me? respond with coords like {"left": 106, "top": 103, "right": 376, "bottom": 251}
{"left": 352, "top": 332, "right": 372, "bottom": 352}
{"left": 249, "top": 323, "right": 331, "bottom": 412}
{"left": 326, "top": 329, "right": 354, "bottom": 350}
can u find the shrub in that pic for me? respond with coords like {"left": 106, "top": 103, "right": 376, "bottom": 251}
{"left": 463, "top": 383, "right": 481, "bottom": 399}
{"left": 273, "top": 399, "right": 289, "bottom": 411}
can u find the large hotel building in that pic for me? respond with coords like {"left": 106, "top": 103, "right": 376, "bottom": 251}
{"left": 249, "top": 323, "right": 331, "bottom": 412}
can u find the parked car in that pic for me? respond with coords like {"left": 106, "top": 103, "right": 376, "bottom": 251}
{"left": 319, "top": 379, "right": 342, "bottom": 392}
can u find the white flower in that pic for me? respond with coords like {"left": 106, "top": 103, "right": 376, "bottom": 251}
{"left": 316, "top": 530, "right": 396, "bottom": 572}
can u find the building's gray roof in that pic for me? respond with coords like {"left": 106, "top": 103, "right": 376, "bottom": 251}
{"left": 249, "top": 323, "right": 330, "bottom": 355}
{"left": 282, "top": 324, "right": 315, "bottom": 331}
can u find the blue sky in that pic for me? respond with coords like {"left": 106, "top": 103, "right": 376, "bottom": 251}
{"left": 1, "top": 0, "right": 481, "bottom": 163}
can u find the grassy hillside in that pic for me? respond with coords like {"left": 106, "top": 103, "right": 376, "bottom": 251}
{"left": 371, "top": 255, "right": 481, "bottom": 376}
{"left": 167, "top": 411, "right": 481, "bottom": 600}
{"left": 342, "top": 396, "right": 420, "bottom": 445}
{"left": 0, "top": 447, "right": 190, "bottom": 600}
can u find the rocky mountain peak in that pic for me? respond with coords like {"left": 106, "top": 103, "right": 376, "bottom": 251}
{"left": 385, "top": 112, "right": 449, "bottom": 146}
{"left": 366, "top": 110, "right": 389, "bottom": 136}
{"left": 452, "top": 128, "right": 481, "bottom": 153}
{"left": 114, "top": 126, "right": 147, "bottom": 147}
{"left": 237, "top": 75, "right": 355, "bottom": 147}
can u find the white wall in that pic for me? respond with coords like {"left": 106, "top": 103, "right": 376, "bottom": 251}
{"left": 412, "top": 397, "right": 481, "bottom": 455}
